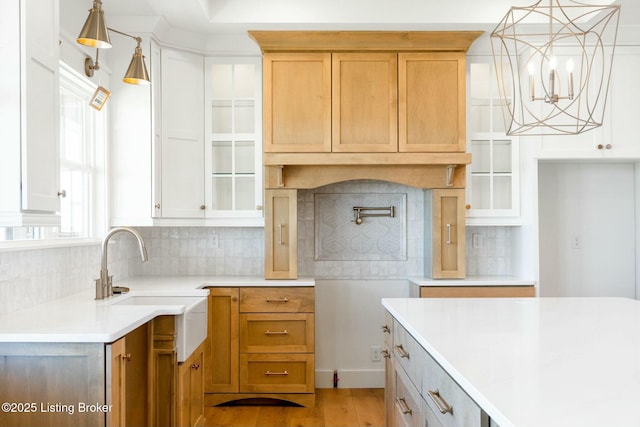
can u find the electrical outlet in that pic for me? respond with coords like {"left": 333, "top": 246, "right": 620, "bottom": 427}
{"left": 209, "top": 233, "right": 219, "bottom": 249}
{"left": 472, "top": 233, "right": 482, "bottom": 249}
{"left": 571, "top": 235, "right": 581, "bottom": 249}
{"left": 370, "top": 346, "right": 381, "bottom": 362}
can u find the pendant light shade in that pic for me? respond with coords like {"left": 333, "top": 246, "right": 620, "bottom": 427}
{"left": 123, "top": 42, "right": 151, "bottom": 85}
{"left": 77, "top": 0, "right": 111, "bottom": 49}
{"left": 490, "top": 0, "right": 620, "bottom": 136}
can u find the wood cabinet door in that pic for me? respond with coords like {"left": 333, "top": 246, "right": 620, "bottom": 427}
{"left": 263, "top": 53, "right": 331, "bottom": 152}
{"left": 399, "top": 53, "right": 466, "bottom": 152}
{"left": 332, "top": 53, "right": 398, "bottom": 152}
{"left": 432, "top": 189, "right": 466, "bottom": 278}
{"left": 107, "top": 337, "right": 127, "bottom": 427}
{"left": 189, "top": 345, "right": 205, "bottom": 427}
{"left": 265, "top": 189, "right": 298, "bottom": 279}
{"left": 125, "top": 324, "right": 149, "bottom": 427}
{"left": 206, "top": 288, "right": 239, "bottom": 393}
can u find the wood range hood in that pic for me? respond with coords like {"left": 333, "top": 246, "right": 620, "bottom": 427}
{"left": 252, "top": 30, "right": 482, "bottom": 191}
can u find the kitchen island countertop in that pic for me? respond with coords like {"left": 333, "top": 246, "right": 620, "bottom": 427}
{"left": 382, "top": 297, "right": 640, "bottom": 427}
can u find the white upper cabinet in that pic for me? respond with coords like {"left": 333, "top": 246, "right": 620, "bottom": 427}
{"left": 110, "top": 46, "right": 263, "bottom": 226}
{"left": 204, "top": 57, "right": 263, "bottom": 225}
{"left": 466, "top": 57, "right": 521, "bottom": 225}
{"left": 159, "top": 49, "right": 205, "bottom": 219}
{"left": 0, "top": 0, "right": 61, "bottom": 226}
{"left": 537, "top": 46, "right": 640, "bottom": 159}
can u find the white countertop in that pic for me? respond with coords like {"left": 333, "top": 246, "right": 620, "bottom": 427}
{"left": 408, "top": 276, "right": 535, "bottom": 286}
{"left": 382, "top": 297, "right": 640, "bottom": 427}
{"left": 0, "top": 276, "right": 315, "bottom": 343}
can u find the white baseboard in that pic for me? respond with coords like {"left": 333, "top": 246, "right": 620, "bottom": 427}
{"left": 316, "top": 369, "right": 385, "bottom": 389}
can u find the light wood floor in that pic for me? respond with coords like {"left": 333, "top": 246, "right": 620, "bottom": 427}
{"left": 203, "top": 388, "right": 385, "bottom": 427}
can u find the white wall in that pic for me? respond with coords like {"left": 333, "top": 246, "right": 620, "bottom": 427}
{"left": 314, "top": 279, "right": 409, "bottom": 388}
{"left": 538, "top": 162, "right": 636, "bottom": 298}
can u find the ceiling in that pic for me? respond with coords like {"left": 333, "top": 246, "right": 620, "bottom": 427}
{"left": 102, "top": 0, "right": 636, "bottom": 35}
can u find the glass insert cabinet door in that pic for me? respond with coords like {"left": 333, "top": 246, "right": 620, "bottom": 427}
{"left": 466, "top": 58, "right": 520, "bottom": 224}
{"left": 205, "top": 57, "right": 263, "bottom": 223}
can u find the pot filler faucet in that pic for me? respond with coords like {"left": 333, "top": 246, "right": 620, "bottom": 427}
{"left": 95, "top": 226, "right": 148, "bottom": 300}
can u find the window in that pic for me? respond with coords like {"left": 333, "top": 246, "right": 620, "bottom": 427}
{"left": 0, "top": 63, "right": 106, "bottom": 242}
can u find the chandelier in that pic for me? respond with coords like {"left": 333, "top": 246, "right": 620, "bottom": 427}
{"left": 490, "top": 0, "right": 620, "bottom": 136}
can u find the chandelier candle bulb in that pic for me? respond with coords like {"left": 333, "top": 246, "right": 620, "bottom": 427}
{"left": 567, "top": 59, "right": 575, "bottom": 100}
{"left": 528, "top": 63, "right": 535, "bottom": 101}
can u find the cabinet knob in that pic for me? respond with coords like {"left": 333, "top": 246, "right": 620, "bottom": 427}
{"left": 256, "top": 205, "right": 263, "bottom": 211}
{"left": 200, "top": 205, "right": 206, "bottom": 210}
{"left": 154, "top": 203, "right": 160, "bottom": 209}
{"left": 605, "top": 144, "right": 612, "bottom": 149}
{"left": 124, "top": 353, "right": 132, "bottom": 361}
{"left": 465, "top": 204, "right": 471, "bottom": 210}
{"left": 191, "top": 363, "right": 200, "bottom": 370}
{"left": 597, "top": 144, "right": 604, "bottom": 150}
{"left": 57, "top": 190, "right": 66, "bottom": 198}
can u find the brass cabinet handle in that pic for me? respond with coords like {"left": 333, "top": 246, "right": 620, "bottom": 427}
{"left": 427, "top": 389, "right": 453, "bottom": 415}
{"left": 381, "top": 349, "right": 391, "bottom": 359}
{"left": 124, "top": 353, "right": 132, "bottom": 361}
{"left": 266, "top": 297, "right": 289, "bottom": 303}
{"left": 394, "top": 344, "right": 409, "bottom": 359}
{"left": 264, "top": 330, "right": 289, "bottom": 335}
{"left": 277, "top": 224, "right": 286, "bottom": 245}
{"left": 191, "top": 363, "right": 200, "bottom": 370}
{"left": 395, "top": 397, "right": 412, "bottom": 415}
{"left": 381, "top": 324, "right": 390, "bottom": 333}
{"left": 446, "top": 223, "right": 452, "bottom": 245}
{"left": 265, "top": 370, "right": 289, "bottom": 376}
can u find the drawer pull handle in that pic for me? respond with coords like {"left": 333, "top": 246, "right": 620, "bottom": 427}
{"left": 381, "top": 324, "right": 390, "bottom": 333}
{"left": 265, "top": 330, "right": 289, "bottom": 335}
{"left": 394, "top": 344, "right": 410, "bottom": 359}
{"left": 428, "top": 389, "right": 453, "bottom": 415}
{"left": 446, "top": 223, "right": 452, "bottom": 245}
{"left": 266, "top": 297, "right": 289, "bottom": 303}
{"left": 265, "top": 370, "right": 289, "bottom": 376}
{"left": 277, "top": 224, "right": 286, "bottom": 245}
{"left": 395, "top": 397, "right": 412, "bottom": 415}
{"left": 381, "top": 349, "right": 391, "bottom": 359}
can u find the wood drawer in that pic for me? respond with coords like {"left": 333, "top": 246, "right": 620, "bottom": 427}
{"left": 240, "top": 313, "right": 314, "bottom": 353}
{"left": 239, "top": 353, "right": 314, "bottom": 393}
{"left": 421, "top": 350, "right": 485, "bottom": 427}
{"left": 393, "top": 320, "right": 426, "bottom": 391}
{"left": 240, "top": 287, "right": 315, "bottom": 313}
{"left": 393, "top": 357, "right": 424, "bottom": 427}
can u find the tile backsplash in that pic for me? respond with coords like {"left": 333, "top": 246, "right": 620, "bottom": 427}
{"left": 0, "top": 205, "right": 514, "bottom": 316}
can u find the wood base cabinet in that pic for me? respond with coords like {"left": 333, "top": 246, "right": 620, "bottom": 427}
{"left": 178, "top": 341, "right": 205, "bottom": 427}
{"left": 205, "top": 286, "right": 315, "bottom": 407}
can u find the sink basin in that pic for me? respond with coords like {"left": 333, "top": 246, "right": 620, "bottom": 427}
{"left": 113, "top": 295, "right": 207, "bottom": 362}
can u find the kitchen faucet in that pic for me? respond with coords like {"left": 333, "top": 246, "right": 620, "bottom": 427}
{"left": 95, "top": 226, "right": 148, "bottom": 300}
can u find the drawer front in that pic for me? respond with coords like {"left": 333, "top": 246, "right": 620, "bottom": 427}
{"left": 393, "top": 320, "right": 425, "bottom": 391}
{"left": 240, "top": 287, "right": 315, "bottom": 313}
{"left": 393, "top": 358, "right": 424, "bottom": 427}
{"left": 240, "top": 313, "right": 315, "bottom": 353}
{"left": 421, "top": 350, "right": 484, "bottom": 427}
{"left": 239, "top": 353, "right": 314, "bottom": 393}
